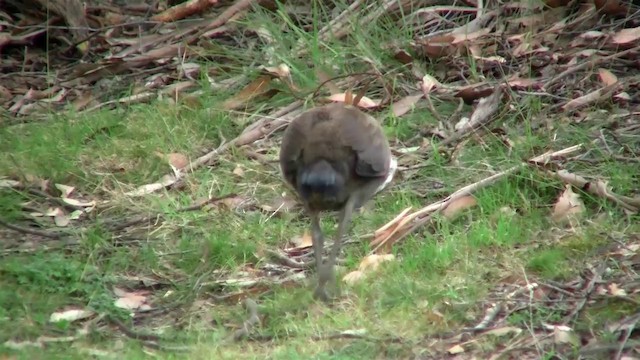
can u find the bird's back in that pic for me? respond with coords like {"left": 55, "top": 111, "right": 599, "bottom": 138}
{"left": 280, "top": 103, "right": 391, "bottom": 212}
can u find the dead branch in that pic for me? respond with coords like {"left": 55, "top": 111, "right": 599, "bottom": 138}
{"left": 369, "top": 144, "right": 585, "bottom": 253}
{"left": 0, "top": 218, "right": 64, "bottom": 239}
{"left": 151, "top": 0, "right": 219, "bottom": 22}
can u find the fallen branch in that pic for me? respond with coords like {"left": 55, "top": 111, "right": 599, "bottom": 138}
{"left": 369, "top": 144, "right": 585, "bottom": 253}
{"left": 0, "top": 217, "right": 64, "bottom": 239}
{"left": 151, "top": 0, "right": 219, "bottom": 22}
{"left": 124, "top": 102, "right": 302, "bottom": 197}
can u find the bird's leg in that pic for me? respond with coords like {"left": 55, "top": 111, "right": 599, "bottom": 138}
{"left": 310, "top": 212, "right": 329, "bottom": 302}
{"left": 320, "top": 196, "right": 356, "bottom": 299}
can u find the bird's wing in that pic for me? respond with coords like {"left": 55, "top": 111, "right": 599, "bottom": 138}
{"left": 338, "top": 107, "right": 390, "bottom": 178}
{"left": 279, "top": 117, "right": 307, "bottom": 186}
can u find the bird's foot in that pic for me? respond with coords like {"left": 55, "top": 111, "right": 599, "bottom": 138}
{"left": 313, "top": 264, "right": 340, "bottom": 303}
{"left": 312, "top": 285, "right": 331, "bottom": 303}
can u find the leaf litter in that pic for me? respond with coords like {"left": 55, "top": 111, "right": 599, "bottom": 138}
{"left": 1, "top": 0, "right": 640, "bottom": 357}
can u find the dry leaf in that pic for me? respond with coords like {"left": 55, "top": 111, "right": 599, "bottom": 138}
{"left": 218, "top": 195, "right": 250, "bottom": 210}
{"left": 327, "top": 93, "right": 379, "bottom": 108}
{"left": 612, "top": 26, "right": 640, "bottom": 45}
{"left": 447, "top": 344, "right": 465, "bottom": 354}
{"left": 0, "top": 179, "right": 21, "bottom": 188}
{"left": 45, "top": 207, "right": 64, "bottom": 217}
{"left": 451, "top": 28, "right": 492, "bottom": 44}
{"left": 420, "top": 34, "right": 456, "bottom": 59}
{"left": 54, "top": 184, "right": 75, "bottom": 197}
{"left": 553, "top": 326, "right": 580, "bottom": 346}
{"left": 50, "top": 308, "right": 94, "bottom": 323}
{"left": 232, "top": 165, "right": 245, "bottom": 177}
{"left": 442, "top": 195, "right": 477, "bottom": 219}
{"left": 167, "top": 153, "right": 189, "bottom": 170}
{"left": 125, "top": 173, "right": 179, "bottom": 197}
{"left": 390, "top": 93, "right": 423, "bottom": 117}
{"left": 222, "top": 76, "right": 275, "bottom": 110}
{"left": 114, "top": 288, "right": 151, "bottom": 311}
{"left": 288, "top": 231, "right": 313, "bottom": 249}
{"left": 551, "top": 184, "right": 585, "bottom": 223}
{"left": 562, "top": 84, "right": 617, "bottom": 112}
{"left": 343, "top": 254, "right": 395, "bottom": 285}
{"left": 342, "top": 270, "right": 365, "bottom": 286}
{"left": 259, "top": 194, "right": 298, "bottom": 214}
{"left": 598, "top": 68, "right": 618, "bottom": 86}
{"left": 54, "top": 213, "right": 70, "bottom": 227}
{"left": 62, "top": 198, "right": 96, "bottom": 208}
{"left": 421, "top": 74, "right": 441, "bottom": 94}
{"left": 484, "top": 326, "right": 523, "bottom": 337}
{"left": 358, "top": 254, "right": 395, "bottom": 272}
{"left": 608, "top": 283, "right": 627, "bottom": 296}
{"left": 261, "top": 63, "right": 291, "bottom": 79}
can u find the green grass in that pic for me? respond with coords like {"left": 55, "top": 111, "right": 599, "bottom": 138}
{"left": 1, "top": 1, "right": 639, "bottom": 359}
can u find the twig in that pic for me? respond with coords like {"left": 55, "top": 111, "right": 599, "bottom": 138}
{"left": 151, "top": 0, "right": 218, "bottom": 22}
{"left": 615, "top": 317, "right": 636, "bottom": 360}
{"left": 465, "top": 283, "right": 538, "bottom": 332}
{"left": 126, "top": 99, "right": 302, "bottom": 197}
{"left": 369, "top": 144, "right": 584, "bottom": 253}
{"left": 265, "top": 249, "right": 314, "bottom": 269}
{"left": 0, "top": 218, "right": 64, "bottom": 239}
{"left": 544, "top": 45, "right": 640, "bottom": 89}
{"left": 107, "top": 315, "right": 189, "bottom": 352}
{"left": 105, "top": 193, "right": 238, "bottom": 231}
{"left": 562, "top": 263, "right": 607, "bottom": 324}
{"left": 27, "top": 188, "right": 86, "bottom": 211}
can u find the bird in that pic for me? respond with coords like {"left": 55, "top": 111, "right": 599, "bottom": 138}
{"left": 279, "top": 101, "right": 394, "bottom": 302}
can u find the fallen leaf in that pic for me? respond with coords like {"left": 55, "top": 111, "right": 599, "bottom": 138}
{"left": 598, "top": 68, "right": 618, "bottom": 86}
{"left": 553, "top": 326, "right": 580, "bottom": 346}
{"left": 358, "top": 254, "right": 395, "bottom": 272}
{"left": 451, "top": 27, "right": 492, "bottom": 44}
{"left": 421, "top": 74, "right": 441, "bottom": 94}
{"left": 3, "top": 339, "right": 43, "bottom": 349}
{"left": 562, "top": 84, "right": 617, "bottom": 112}
{"left": 611, "top": 26, "right": 640, "bottom": 45}
{"left": 289, "top": 231, "right": 313, "bottom": 249}
{"left": 327, "top": 93, "right": 379, "bottom": 108}
{"left": 114, "top": 288, "right": 151, "bottom": 311}
{"left": 551, "top": 184, "right": 585, "bottom": 223}
{"left": 608, "top": 283, "right": 627, "bottom": 297}
{"left": 54, "top": 213, "right": 70, "bottom": 227}
{"left": 217, "top": 195, "right": 251, "bottom": 210}
{"left": 261, "top": 63, "right": 291, "bottom": 79}
{"left": 54, "top": 184, "right": 75, "bottom": 197}
{"left": 259, "top": 194, "right": 298, "bottom": 214}
{"left": 167, "top": 153, "right": 189, "bottom": 170}
{"left": 342, "top": 270, "right": 365, "bottom": 285}
{"left": 343, "top": 254, "right": 395, "bottom": 285}
{"left": 442, "top": 195, "right": 477, "bottom": 219}
{"left": 232, "top": 165, "right": 245, "bottom": 177}
{"left": 447, "top": 344, "right": 465, "bottom": 354}
{"left": 390, "top": 93, "right": 423, "bottom": 117}
{"left": 484, "top": 326, "right": 523, "bottom": 337}
{"left": 419, "top": 34, "right": 456, "bottom": 59}
{"left": 45, "top": 207, "right": 64, "bottom": 217}
{"left": 125, "top": 173, "right": 179, "bottom": 197}
{"left": 50, "top": 308, "right": 94, "bottom": 323}
{"left": 222, "top": 75, "right": 276, "bottom": 110}
{"left": 62, "top": 198, "right": 96, "bottom": 208}
{"left": 0, "top": 179, "right": 21, "bottom": 188}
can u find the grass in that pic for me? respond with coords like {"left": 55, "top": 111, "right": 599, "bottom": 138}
{"left": 1, "top": 1, "right": 639, "bottom": 359}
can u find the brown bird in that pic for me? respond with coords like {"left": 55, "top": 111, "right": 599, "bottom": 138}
{"left": 279, "top": 102, "right": 394, "bottom": 302}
